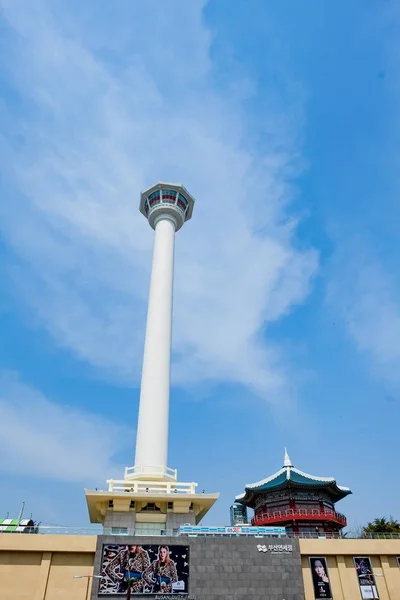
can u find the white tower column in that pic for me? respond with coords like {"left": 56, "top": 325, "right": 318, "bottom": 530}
{"left": 134, "top": 214, "right": 176, "bottom": 477}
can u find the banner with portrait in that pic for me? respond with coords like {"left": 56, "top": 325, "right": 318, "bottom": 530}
{"left": 309, "top": 556, "right": 333, "bottom": 599}
{"left": 353, "top": 557, "right": 379, "bottom": 599}
{"left": 99, "top": 544, "right": 189, "bottom": 595}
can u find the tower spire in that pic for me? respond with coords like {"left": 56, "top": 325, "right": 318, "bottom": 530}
{"left": 283, "top": 447, "right": 293, "bottom": 468}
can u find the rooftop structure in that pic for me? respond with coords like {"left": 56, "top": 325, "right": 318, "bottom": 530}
{"left": 0, "top": 518, "right": 38, "bottom": 534}
{"left": 235, "top": 450, "right": 351, "bottom": 535}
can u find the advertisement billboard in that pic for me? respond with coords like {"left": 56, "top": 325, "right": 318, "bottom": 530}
{"left": 309, "top": 557, "right": 333, "bottom": 599}
{"left": 353, "top": 557, "right": 379, "bottom": 599}
{"left": 99, "top": 544, "right": 189, "bottom": 595}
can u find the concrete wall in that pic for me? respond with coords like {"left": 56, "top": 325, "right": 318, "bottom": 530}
{"left": 92, "top": 535, "right": 305, "bottom": 600}
{"left": 0, "top": 533, "right": 400, "bottom": 600}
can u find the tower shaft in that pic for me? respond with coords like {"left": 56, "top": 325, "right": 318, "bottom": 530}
{"left": 134, "top": 215, "right": 176, "bottom": 477}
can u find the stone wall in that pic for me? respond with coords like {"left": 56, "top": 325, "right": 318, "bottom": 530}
{"left": 92, "top": 535, "right": 305, "bottom": 600}
{"left": 104, "top": 511, "right": 136, "bottom": 529}
{"left": 166, "top": 512, "right": 196, "bottom": 530}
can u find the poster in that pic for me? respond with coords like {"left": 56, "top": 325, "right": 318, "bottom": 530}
{"left": 99, "top": 544, "right": 189, "bottom": 595}
{"left": 354, "top": 557, "right": 379, "bottom": 599}
{"left": 309, "top": 557, "right": 333, "bottom": 599}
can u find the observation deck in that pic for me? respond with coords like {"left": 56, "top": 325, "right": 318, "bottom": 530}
{"left": 140, "top": 182, "right": 195, "bottom": 231}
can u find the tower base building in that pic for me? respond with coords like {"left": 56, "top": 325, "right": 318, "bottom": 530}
{"left": 85, "top": 478, "right": 219, "bottom": 536}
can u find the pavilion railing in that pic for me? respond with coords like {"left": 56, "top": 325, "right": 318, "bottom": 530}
{"left": 252, "top": 508, "right": 347, "bottom": 527}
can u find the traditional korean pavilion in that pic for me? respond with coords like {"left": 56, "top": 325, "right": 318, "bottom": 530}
{"left": 235, "top": 450, "right": 352, "bottom": 535}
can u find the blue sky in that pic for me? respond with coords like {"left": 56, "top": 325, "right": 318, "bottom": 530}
{"left": 0, "top": 0, "right": 399, "bottom": 531}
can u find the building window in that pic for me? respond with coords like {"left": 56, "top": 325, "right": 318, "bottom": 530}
{"left": 108, "top": 500, "right": 114, "bottom": 508}
{"left": 296, "top": 503, "right": 320, "bottom": 511}
{"left": 265, "top": 502, "right": 289, "bottom": 510}
{"left": 177, "top": 193, "right": 188, "bottom": 211}
{"left": 148, "top": 191, "right": 161, "bottom": 208}
{"left": 141, "top": 503, "right": 161, "bottom": 512}
{"left": 167, "top": 502, "right": 173, "bottom": 510}
{"left": 161, "top": 189, "right": 177, "bottom": 204}
{"left": 111, "top": 527, "right": 128, "bottom": 535}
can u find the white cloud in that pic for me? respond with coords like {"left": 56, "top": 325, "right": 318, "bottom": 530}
{"left": 327, "top": 240, "right": 400, "bottom": 384}
{"left": 0, "top": 0, "right": 317, "bottom": 398}
{"left": 0, "top": 372, "right": 130, "bottom": 483}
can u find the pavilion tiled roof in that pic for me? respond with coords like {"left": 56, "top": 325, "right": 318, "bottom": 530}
{"left": 235, "top": 449, "right": 352, "bottom": 507}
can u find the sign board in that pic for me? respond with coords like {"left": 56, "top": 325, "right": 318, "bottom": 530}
{"left": 178, "top": 525, "right": 286, "bottom": 536}
{"left": 257, "top": 543, "right": 293, "bottom": 553}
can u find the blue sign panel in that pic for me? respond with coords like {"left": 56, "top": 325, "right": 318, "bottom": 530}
{"left": 178, "top": 525, "right": 286, "bottom": 536}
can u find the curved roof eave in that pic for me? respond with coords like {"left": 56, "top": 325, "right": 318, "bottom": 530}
{"left": 234, "top": 452, "right": 352, "bottom": 507}
{"left": 236, "top": 469, "right": 351, "bottom": 505}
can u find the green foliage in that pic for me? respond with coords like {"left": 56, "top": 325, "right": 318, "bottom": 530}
{"left": 124, "top": 578, "right": 134, "bottom": 599}
{"left": 363, "top": 517, "right": 400, "bottom": 534}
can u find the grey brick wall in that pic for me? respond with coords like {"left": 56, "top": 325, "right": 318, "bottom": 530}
{"left": 104, "top": 511, "right": 136, "bottom": 529}
{"left": 166, "top": 512, "right": 196, "bottom": 530}
{"left": 91, "top": 535, "right": 305, "bottom": 600}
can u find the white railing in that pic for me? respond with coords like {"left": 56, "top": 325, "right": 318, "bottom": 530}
{"left": 124, "top": 465, "right": 178, "bottom": 481}
{"left": 107, "top": 479, "right": 197, "bottom": 494}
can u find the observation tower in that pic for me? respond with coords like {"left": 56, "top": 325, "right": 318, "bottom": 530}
{"left": 85, "top": 183, "right": 219, "bottom": 534}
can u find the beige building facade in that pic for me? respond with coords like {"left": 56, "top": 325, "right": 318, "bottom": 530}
{"left": 301, "top": 538, "right": 400, "bottom": 600}
{"left": 0, "top": 534, "right": 96, "bottom": 600}
{"left": 1, "top": 533, "right": 399, "bottom": 599}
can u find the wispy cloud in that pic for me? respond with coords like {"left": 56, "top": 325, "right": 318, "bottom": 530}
{"left": 326, "top": 1, "right": 400, "bottom": 388}
{"left": 327, "top": 238, "right": 400, "bottom": 385}
{"left": 0, "top": 372, "right": 129, "bottom": 482}
{"left": 0, "top": 0, "right": 317, "bottom": 398}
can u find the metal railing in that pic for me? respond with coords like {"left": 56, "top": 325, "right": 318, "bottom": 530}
{"left": 361, "top": 532, "right": 400, "bottom": 539}
{"left": 1, "top": 525, "right": 399, "bottom": 539}
{"left": 252, "top": 508, "right": 347, "bottom": 527}
{"left": 0, "top": 526, "right": 102, "bottom": 535}
{"left": 0, "top": 527, "right": 289, "bottom": 537}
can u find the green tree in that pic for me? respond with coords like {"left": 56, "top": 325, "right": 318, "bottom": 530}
{"left": 363, "top": 517, "right": 400, "bottom": 535}
{"left": 124, "top": 578, "right": 134, "bottom": 600}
